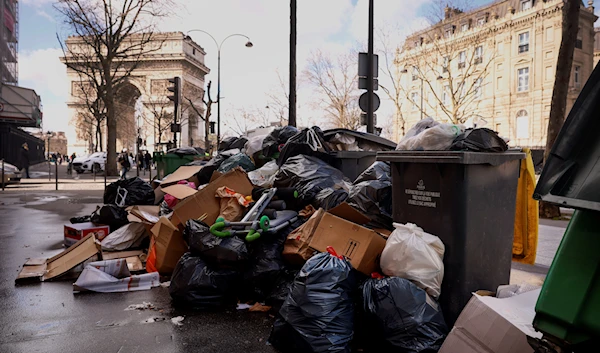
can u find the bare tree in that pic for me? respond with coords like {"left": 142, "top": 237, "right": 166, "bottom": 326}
{"left": 266, "top": 70, "right": 290, "bottom": 126}
{"left": 378, "top": 27, "right": 406, "bottom": 136}
{"left": 304, "top": 50, "right": 361, "bottom": 130}
{"left": 56, "top": 0, "right": 171, "bottom": 175}
{"left": 72, "top": 78, "right": 107, "bottom": 151}
{"left": 540, "top": 0, "right": 580, "bottom": 219}
{"left": 228, "top": 107, "right": 271, "bottom": 136}
{"left": 400, "top": 27, "right": 495, "bottom": 124}
{"left": 186, "top": 80, "right": 216, "bottom": 152}
{"left": 143, "top": 95, "right": 173, "bottom": 146}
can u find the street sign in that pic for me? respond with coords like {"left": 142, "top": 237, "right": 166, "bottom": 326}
{"left": 360, "top": 113, "right": 377, "bottom": 126}
{"left": 170, "top": 123, "right": 181, "bottom": 132}
{"left": 359, "top": 92, "right": 380, "bottom": 112}
{"left": 358, "top": 77, "right": 378, "bottom": 90}
{"left": 358, "top": 52, "right": 378, "bottom": 77}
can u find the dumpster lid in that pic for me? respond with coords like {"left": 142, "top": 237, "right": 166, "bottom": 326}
{"left": 534, "top": 63, "right": 600, "bottom": 211}
{"left": 323, "top": 128, "right": 397, "bottom": 150}
{"left": 377, "top": 150, "right": 525, "bottom": 166}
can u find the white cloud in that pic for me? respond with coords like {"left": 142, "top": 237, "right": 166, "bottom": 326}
{"left": 19, "top": 48, "right": 70, "bottom": 132}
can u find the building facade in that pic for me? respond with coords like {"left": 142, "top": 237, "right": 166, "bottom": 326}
{"left": 62, "top": 32, "right": 210, "bottom": 156}
{"left": 0, "top": 0, "right": 18, "bottom": 85}
{"left": 396, "top": 0, "right": 597, "bottom": 149}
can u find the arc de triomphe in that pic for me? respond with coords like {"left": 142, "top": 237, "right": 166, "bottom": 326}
{"left": 63, "top": 32, "right": 210, "bottom": 155}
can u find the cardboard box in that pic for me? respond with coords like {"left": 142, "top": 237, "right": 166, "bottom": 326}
{"left": 149, "top": 216, "right": 188, "bottom": 275}
{"left": 309, "top": 209, "right": 387, "bottom": 275}
{"left": 64, "top": 222, "right": 110, "bottom": 247}
{"left": 171, "top": 168, "right": 253, "bottom": 226}
{"left": 16, "top": 234, "right": 101, "bottom": 282}
{"left": 283, "top": 203, "right": 386, "bottom": 275}
{"left": 439, "top": 289, "right": 542, "bottom": 353}
{"left": 160, "top": 165, "right": 203, "bottom": 201}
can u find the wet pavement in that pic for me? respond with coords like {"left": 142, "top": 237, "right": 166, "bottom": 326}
{"left": 0, "top": 190, "right": 277, "bottom": 353}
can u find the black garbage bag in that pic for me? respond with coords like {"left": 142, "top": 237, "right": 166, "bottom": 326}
{"left": 183, "top": 219, "right": 249, "bottom": 268}
{"left": 217, "top": 153, "right": 256, "bottom": 173}
{"left": 242, "top": 218, "right": 305, "bottom": 302}
{"left": 354, "top": 161, "right": 391, "bottom": 184}
{"left": 195, "top": 149, "right": 240, "bottom": 185}
{"left": 274, "top": 155, "right": 350, "bottom": 210}
{"left": 450, "top": 127, "right": 508, "bottom": 152}
{"left": 159, "top": 200, "right": 172, "bottom": 216}
{"left": 277, "top": 127, "right": 332, "bottom": 166}
{"left": 70, "top": 215, "right": 91, "bottom": 224}
{"left": 265, "top": 268, "right": 300, "bottom": 310}
{"left": 219, "top": 136, "right": 248, "bottom": 151}
{"left": 313, "top": 188, "right": 349, "bottom": 210}
{"left": 167, "top": 146, "right": 201, "bottom": 156}
{"left": 104, "top": 177, "right": 155, "bottom": 206}
{"left": 90, "top": 204, "right": 129, "bottom": 230}
{"left": 169, "top": 253, "right": 240, "bottom": 309}
{"left": 347, "top": 162, "right": 393, "bottom": 230}
{"left": 361, "top": 277, "right": 448, "bottom": 353}
{"left": 269, "top": 250, "right": 356, "bottom": 353}
{"left": 262, "top": 126, "right": 299, "bottom": 158}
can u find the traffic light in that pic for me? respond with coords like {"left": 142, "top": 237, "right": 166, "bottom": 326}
{"left": 167, "top": 76, "right": 181, "bottom": 147}
{"left": 167, "top": 77, "right": 181, "bottom": 106}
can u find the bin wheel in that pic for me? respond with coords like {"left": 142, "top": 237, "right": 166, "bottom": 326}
{"left": 259, "top": 215, "right": 270, "bottom": 231}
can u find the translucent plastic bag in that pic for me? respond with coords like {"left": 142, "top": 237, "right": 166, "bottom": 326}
{"left": 380, "top": 223, "right": 445, "bottom": 298}
{"left": 396, "top": 123, "right": 465, "bottom": 151}
{"left": 248, "top": 160, "right": 279, "bottom": 187}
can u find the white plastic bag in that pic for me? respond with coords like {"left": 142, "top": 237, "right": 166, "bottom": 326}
{"left": 243, "top": 135, "right": 266, "bottom": 157}
{"left": 396, "top": 122, "right": 465, "bottom": 151}
{"left": 248, "top": 160, "right": 279, "bottom": 187}
{"left": 380, "top": 223, "right": 445, "bottom": 298}
{"left": 100, "top": 222, "right": 147, "bottom": 251}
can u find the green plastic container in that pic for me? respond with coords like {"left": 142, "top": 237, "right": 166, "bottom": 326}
{"left": 533, "top": 209, "right": 600, "bottom": 345}
{"left": 153, "top": 152, "right": 199, "bottom": 179}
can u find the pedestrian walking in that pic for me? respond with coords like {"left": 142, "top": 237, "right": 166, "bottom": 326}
{"left": 118, "top": 149, "right": 131, "bottom": 180}
{"left": 20, "top": 143, "right": 30, "bottom": 179}
{"left": 144, "top": 151, "right": 152, "bottom": 171}
{"left": 68, "top": 152, "right": 76, "bottom": 176}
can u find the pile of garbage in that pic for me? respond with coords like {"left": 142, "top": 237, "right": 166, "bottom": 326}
{"left": 16, "top": 123, "right": 539, "bottom": 353}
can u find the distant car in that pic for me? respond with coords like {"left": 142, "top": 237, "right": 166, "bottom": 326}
{"left": 1, "top": 161, "right": 22, "bottom": 186}
{"left": 72, "top": 152, "right": 106, "bottom": 174}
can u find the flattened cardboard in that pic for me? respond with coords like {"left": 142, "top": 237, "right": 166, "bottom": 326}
{"left": 150, "top": 216, "right": 187, "bottom": 275}
{"left": 101, "top": 250, "right": 144, "bottom": 260}
{"left": 160, "top": 165, "right": 202, "bottom": 186}
{"left": 161, "top": 184, "right": 198, "bottom": 200}
{"left": 309, "top": 212, "right": 387, "bottom": 275}
{"left": 283, "top": 209, "right": 325, "bottom": 265}
{"left": 44, "top": 234, "right": 101, "bottom": 281}
{"left": 127, "top": 206, "right": 160, "bottom": 224}
{"left": 171, "top": 168, "right": 253, "bottom": 226}
{"left": 439, "top": 290, "right": 542, "bottom": 353}
{"left": 16, "top": 234, "right": 101, "bottom": 283}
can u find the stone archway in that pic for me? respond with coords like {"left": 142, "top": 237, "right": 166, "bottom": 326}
{"left": 115, "top": 81, "right": 142, "bottom": 152}
{"left": 63, "top": 32, "right": 210, "bottom": 156}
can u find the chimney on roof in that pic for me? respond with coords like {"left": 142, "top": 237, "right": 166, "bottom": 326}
{"left": 444, "top": 6, "right": 451, "bottom": 19}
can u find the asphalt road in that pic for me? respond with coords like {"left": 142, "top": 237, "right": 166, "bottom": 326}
{"left": 0, "top": 186, "right": 567, "bottom": 353}
{"left": 0, "top": 190, "right": 277, "bottom": 353}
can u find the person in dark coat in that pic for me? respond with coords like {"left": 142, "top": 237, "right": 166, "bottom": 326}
{"left": 144, "top": 151, "right": 152, "bottom": 171}
{"left": 21, "top": 143, "right": 30, "bottom": 178}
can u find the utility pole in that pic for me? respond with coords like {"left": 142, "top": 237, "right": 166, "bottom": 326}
{"left": 366, "top": 0, "right": 374, "bottom": 133}
{"left": 289, "top": 0, "right": 297, "bottom": 127}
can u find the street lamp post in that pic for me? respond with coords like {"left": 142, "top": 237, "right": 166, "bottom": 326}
{"left": 187, "top": 30, "right": 253, "bottom": 148}
{"left": 46, "top": 131, "right": 52, "bottom": 181}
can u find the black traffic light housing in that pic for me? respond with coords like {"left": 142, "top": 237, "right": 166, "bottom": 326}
{"left": 167, "top": 76, "right": 181, "bottom": 147}
{"left": 167, "top": 77, "right": 181, "bottom": 105}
